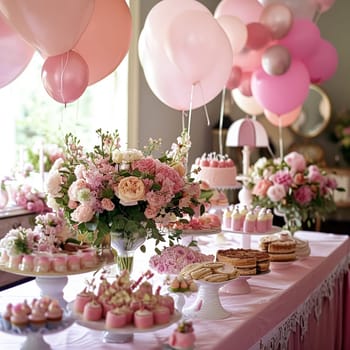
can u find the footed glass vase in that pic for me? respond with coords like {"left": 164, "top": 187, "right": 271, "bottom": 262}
{"left": 273, "top": 209, "right": 301, "bottom": 236}
{"left": 110, "top": 232, "right": 145, "bottom": 274}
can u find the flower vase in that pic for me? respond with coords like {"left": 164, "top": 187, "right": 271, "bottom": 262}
{"left": 273, "top": 209, "right": 301, "bottom": 236}
{"left": 110, "top": 232, "right": 145, "bottom": 274}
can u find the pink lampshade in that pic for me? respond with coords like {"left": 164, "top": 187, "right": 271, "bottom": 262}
{"left": 226, "top": 117, "right": 269, "bottom": 147}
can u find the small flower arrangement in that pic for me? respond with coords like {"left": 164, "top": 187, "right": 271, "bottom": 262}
{"left": 46, "top": 129, "right": 209, "bottom": 249}
{"left": 149, "top": 244, "right": 214, "bottom": 274}
{"left": 331, "top": 110, "right": 350, "bottom": 164}
{"left": 249, "top": 151, "right": 341, "bottom": 233}
{"left": 0, "top": 211, "right": 74, "bottom": 256}
{"left": 14, "top": 183, "right": 51, "bottom": 214}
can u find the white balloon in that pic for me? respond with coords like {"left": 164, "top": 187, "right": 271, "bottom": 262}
{"left": 232, "top": 89, "right": 264, "bottom": 116}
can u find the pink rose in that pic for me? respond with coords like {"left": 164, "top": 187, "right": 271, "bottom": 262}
{"left": 272, "top": 170, "right": 293, "bottom": 188}
{"left": 116, "top": 176, "right": 145, "bottom": 205}
{"left": 284, "top": 152, "right": 306, "bottom": 173}
{"left": 145, "top": 206, "right": 159, "bottom": 219}
{"left": 267, "top": 184, "right": 286, "bottom": 202}
{"left": 68, "top": 179, "right": 88, "bottom": 202}
{"left": 71, "top": 204, "right": 94, "bottom": 223}
{"left": 252, "top": 179, "right": 272, "bottom": 197}
{"left": 293, "top": 185, "right": 314, "bottom": 205}
{"left": 101, "top": 198, "right": 115, "bottom": 211}
{"left": 293, "top": 172, "right": 305, "bottom": 185}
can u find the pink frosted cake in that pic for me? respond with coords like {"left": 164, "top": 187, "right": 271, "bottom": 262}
{"left": 193, "top": 153, "right": 237, "bottom": 188}
{"left": 105, "top": 308, "right": 127, "bottom": 329}
{"left": 134, "top": 308, "right": 154, "bottom": 329}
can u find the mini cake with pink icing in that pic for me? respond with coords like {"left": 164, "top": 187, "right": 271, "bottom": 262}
{"left": 153, "top": 305, "right": 170, "bottom": 325}
{"left": 45, "top": 300, "right": 63, "bottom": 329}
{"left": 83, "top": 300, "right": 103, "bottom": 321}
{"left": 19, "top": 255, "right": 34, "bottom": 272}
{"left": 243, "top": 210, "right": 257, "bottom": 233}
{"left": 105, "top": 308, "right": 128, "bottom": 329}
{"left": 134, "top": 308, "right": 154, "bottom": 329}
{"left": 10, "top": 303, "right": 29, "bottom": 330}
{"left": 74, "top": 288, "right": 94, "bottom": 313}
{"left": 193, "top": 152, "right": 237, "bottom": 188}
{"left": 169, "top": 321, "right": 195, "bottom": 350}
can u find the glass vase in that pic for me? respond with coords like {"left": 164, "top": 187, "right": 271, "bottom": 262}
{"left": 110, "top": 232, "right": 145, "bottom": 274}
{"left": 273, "top": 209, "right": 302, "bottom": 236}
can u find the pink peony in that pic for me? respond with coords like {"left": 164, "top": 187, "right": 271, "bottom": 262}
{"left": 132, "top": 157, "right": 157, "bottom": 174}
{"left": 101, "top": 198, "right": 115, "bottom": 211}
{"left": 71, "top": 204, "right": 94, "bottom": 223}
{"left": 272, "top": 170, "right": 293, "bottom": 188}
{"left": 293, "top": 185, "right": 314, "bottom": 205}
{"left": 284, "top": 152, "right": 306, "bottom": 173}
{"left": 267, "top": 184, "right": 286, "bottom": 202}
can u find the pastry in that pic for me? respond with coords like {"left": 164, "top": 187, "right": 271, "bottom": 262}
{"left": 83, "top": 300, "right": 103, "bottom": 322}
{"left": 134, "top": 308, "right": 154, "bottom": 329}
{"left": 153, "top": 305, "right": 171, "bottom": 325}
{"left": 45, "top": 300, "right": 63, "bottom": 329}
{"left": 105, "top": 308, "right": 127, "bottom": 329}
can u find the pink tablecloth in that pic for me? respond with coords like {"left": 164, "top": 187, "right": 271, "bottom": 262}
{"left": 0, "top": 231, "right": 349, "bottom": 350}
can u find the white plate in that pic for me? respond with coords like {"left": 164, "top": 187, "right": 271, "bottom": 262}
{"left": 68, "top": 302, "right": 181, "bottom": 333}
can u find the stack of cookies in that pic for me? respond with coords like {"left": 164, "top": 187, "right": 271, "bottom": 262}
{"left": 180, "top": 262, "right": 240, "bottom": 283}
{"left": 259, "top": 233, "right": 297, "bottom": 262}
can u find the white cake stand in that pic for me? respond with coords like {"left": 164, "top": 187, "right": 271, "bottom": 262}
{"left": 182, "top": 280, "right": 232, "bottom": 320}
{"left": 220, "top": 276, "right": 251, "bottom": 295}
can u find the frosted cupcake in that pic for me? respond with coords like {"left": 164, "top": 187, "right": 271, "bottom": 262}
{"left": 10, "top": 303, "right": 29, "bottom": 331}
{"left": 74, "top": 289, "right": 94, "bottom": 313}
{"left": 134, "top": 308, "right": 154, "bottom": 329}
{"left": 153, "top": 305, "right": 170, "bottom": 325}
{"left": 231, "top": 208, "right": 243, "bottom": 231}
{"left": 45, "top": 301, "right": 63, "bottom": 329}
{"left": 256, "top": 209, "right": 267, "bottom": 233}
{"left": 83, "top": 300, "right": 103, "bottom": 322}
{"left": 19, "top": 255, "right": 34, "bottom": 272}
{"left": 29, "top": 306, "right": 47, "bottom": 331}
{"left": 105, "top": 308, "right": 127, "bottom": 329}
{"left": 243, "top": 210, "right": 257, "bottom": 233}
{"left": 222, "top": 208, "right": 232, "bottom": 230}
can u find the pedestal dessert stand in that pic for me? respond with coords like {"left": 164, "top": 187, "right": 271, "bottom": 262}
{"left": 69, "top": 301, "right": 181, "bottom": 344}
{"left": 0, "top": 265, "right": 104, "bottom": 307}
{"left": 183, "top": 279, "right": 233, "bottom": 320}
{"left": 0, "top": 315, "right": 74, "bottom": 350}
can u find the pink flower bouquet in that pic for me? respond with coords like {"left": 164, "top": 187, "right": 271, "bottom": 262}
{"left": 46, "top": 129, "right": 209, "bottom": 248}
{"left": 249, "top": 151, "right": 341, "bottom": 233}
{"left": 149, "top": 244, "right": 214, "bottom": 274}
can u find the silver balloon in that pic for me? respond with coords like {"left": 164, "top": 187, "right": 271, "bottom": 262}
{"left": 261, "top": 45, "right": 291, "bottom": 76}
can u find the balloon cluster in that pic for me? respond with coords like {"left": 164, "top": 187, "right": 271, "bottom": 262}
{"left": 0, "top": 0, "right": 132, "bottom": 104}
{"left": 139, "top": 0, "right": 337, "bottom": 129}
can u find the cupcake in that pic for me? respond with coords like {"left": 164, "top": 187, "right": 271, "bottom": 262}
{"left": 105, "top": 308, "right": 127, "bottom": 329}
{"left": 34, "top": 254, "right": 51, "bottom": 273}
{"left": 79, "top": 249, "right": 97, "bottom": 269}
{"left": 256, "top": 209, "right": 267, "bottom": 233}
{"left": 231, "top": 208, "right": 243, "bottom": 231}
{"left": 45, "top": 301, "right": 63, "bottom": 329}
{"left": 7, "top": 254, "right": 22, "bottom": 269}
{"left": 158, "top": 295, "right": 175, "bottom": 315}
{"left": 1, "top": 303, "right": 12, "bottom": 330}
{"left": 83, "top": 300, "right": 103, "bottom": 321}
{"left": 134, "top": 308, "right": 154, "bottom": 329}
{"left": 20, "top": 255, "right": 34, "bottom": 272}
{"left": 10, "top": 303, "right": 29, "bottom": 330}
{"left": 265, "top": 209, "right": 274, "bottom": 231}
{"left": 243, "top": 210, "right": 257, "bottom": 233}
{"left": 67, "top": 254, "right": 81, "bottom": 271}
{"left": 222, "top": 208, "right": 232, "bottom": 229}
{"left": 169, "top": 321, "right": 195, "bottom": 350}
{"left": 74, "top": 289, "right": 94, "bottom": 313}
{"left": 29, "top": 305, "right": 47, "bottom": 331}
{"left": 153, "top": 305, "right": 170, "bottom": 325}
{"left": 52, "top": 254, "right": 67, "bottom": 273}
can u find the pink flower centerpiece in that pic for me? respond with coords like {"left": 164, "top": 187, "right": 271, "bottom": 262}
{"left": 249, "top": 151, "right": 341, "bottom": 233}
{"left": 45, "top": 129, "right": 210, "bottom": 262}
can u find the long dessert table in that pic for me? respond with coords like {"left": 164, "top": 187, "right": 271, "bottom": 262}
{"left": 0, "top": 230, "right": 349, "bottom": 350}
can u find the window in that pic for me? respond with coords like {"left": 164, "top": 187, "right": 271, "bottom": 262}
{"left": 0, "top": 51, "right": 129, "bottom": 179}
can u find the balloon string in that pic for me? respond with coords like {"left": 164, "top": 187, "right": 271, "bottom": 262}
{"left": 218, "top": 88, "right": 225, "bottom": 155}
{"left": 182, "top": 110, "right": 185, "bottom": 132}
{"left": 278, "top": 117, "right": 284, "bottom": 159}
{"left": 60, "top": 51, "right": 69, "bottom": 105}
{"left": 188, "top": 84, "right": 195, "bottom": 135}
{"left": 198, "top": 82, "right": 210, "bottom": 126}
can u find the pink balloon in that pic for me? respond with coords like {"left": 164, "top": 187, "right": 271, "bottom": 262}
{"left": 41, "top": 51, "right": 89, "bottom": 104}
{"left": 215, "top": 0, "right": 263, "bottom": 24}
{"left": 0, "top": 0, "right": 95, "bottom": 56}
{"left": 216, "top": 15, "right": 248, "bottom": 55}
{"left": 74, "top": 0, "right": 132, "bottom": 85}
{"left": 0, "top": 13, "right": 34, "bottom": 88}
{"left": 165, "top": 11, "right": 230, "bottom": 84}
{"left": 139, "top": 28, "right": 232, "bottom": 111}
{"left": 144, "top": 0, "right": 210, "bottom": 51}
{"left": 246, "top": 22, "right": 272, "bottom": 50}
{"left": 262, "top": 45, "right": 291, "bottom": 76}
{"left": 260, "top": 3, "right": 293, "bottom": 40}
{"left": 303, "top": 39, "right": 338, "bottom": 84}
{"left": 279, "top": 19, "right": 321, "bottom": 60}
{"left": 232, "top": 88, "right": 264, "bottom": 115}
{"left": 257, "top": 0, "right": 317, "bottom": 19}
{"left": 251, "top": 59, "right": 310, "bottom": 115}
{"left": 226, "top": 66, "right": 242, "bottom": 90}
{"left": 233, "top": 46, "right": 265, "bottom": 72}
{"left": 238, "top": 72, "right": 253, "bottom": 96}
{"left": 264, "top": 106, "right": 301, "bottom": 127}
